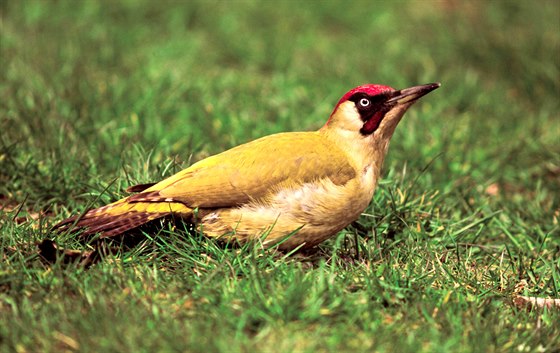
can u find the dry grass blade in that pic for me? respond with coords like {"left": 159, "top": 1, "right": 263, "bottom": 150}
{"left": 512, "top": 295, "right": 560, "bottom": 310}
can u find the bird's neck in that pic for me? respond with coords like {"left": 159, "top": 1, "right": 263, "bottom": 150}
{"left": 319, "top": 127, "right": 392, "bottom": 184}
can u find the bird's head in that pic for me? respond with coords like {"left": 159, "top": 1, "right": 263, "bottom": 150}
{"left": 322, "top": 82, "right": 440, "bottom": 141}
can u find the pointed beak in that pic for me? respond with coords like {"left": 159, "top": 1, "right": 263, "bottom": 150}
{"left": 387, "top": 82, "right": 441, "bottom": 105}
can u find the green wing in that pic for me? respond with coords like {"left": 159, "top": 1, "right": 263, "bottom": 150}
{"left": 129, "top": 132, "right": 356, "bottom": 208}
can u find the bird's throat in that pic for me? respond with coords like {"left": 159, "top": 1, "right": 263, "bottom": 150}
{"left": 360, "top": 111, "right": 385, "bottom": 135}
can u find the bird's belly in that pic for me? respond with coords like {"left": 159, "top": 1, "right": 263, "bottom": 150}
{"left": 200, "top": 170, "right": 376, "bottom": 249}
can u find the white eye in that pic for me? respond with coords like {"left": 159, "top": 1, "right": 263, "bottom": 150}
{"left": 359, "top": 98, "right": 370, "bottom": 107}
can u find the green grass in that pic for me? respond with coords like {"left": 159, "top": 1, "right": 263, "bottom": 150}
{"left": 1, "top": 0, "right": 559, "bottom": 352}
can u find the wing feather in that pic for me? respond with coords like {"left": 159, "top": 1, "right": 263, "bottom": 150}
{"left": 129, "top": 132, "right": 356, "bottom": 208}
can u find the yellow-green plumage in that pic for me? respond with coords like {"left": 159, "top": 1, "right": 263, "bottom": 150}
{"left": 54, "top": 132, "right": 359, "bottom": 247}
{"left": 53, "top": 83, "right": 440, "bottom": 250}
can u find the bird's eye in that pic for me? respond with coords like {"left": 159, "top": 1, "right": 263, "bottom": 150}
{"left": 359, "top": 98, "right": 371, "bottom": 107}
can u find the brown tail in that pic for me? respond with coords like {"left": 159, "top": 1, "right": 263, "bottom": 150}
{"left": 52, "top": 198, "right": 193, "bottom": 238}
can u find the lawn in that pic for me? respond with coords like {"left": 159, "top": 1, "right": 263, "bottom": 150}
{"left": 1, "top": 1, "right": 559, "bottom": 352}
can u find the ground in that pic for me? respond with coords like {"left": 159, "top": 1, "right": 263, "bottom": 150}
{"left": 1, "top": 1, "right": 559, "bottom": 352}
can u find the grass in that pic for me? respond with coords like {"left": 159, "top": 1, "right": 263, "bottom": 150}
{"left": 1, "top": 0, "right": 559, "bottom": 352}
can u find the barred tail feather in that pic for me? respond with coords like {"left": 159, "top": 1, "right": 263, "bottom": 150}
{"left": 52, "top": 198, "right": 193, "bottom": 238}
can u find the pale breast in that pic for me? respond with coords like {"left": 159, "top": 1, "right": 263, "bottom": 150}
{"left": 199, "top": 167, "right": 377, "bottom": 249}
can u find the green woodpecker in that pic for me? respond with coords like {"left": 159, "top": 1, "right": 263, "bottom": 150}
{"left": 54, "top": 82, "right": 440, "bottom": 250}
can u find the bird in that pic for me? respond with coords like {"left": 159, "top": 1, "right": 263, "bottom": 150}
{"left": 53, "top": 82, "right": 440, "bottom": 250}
